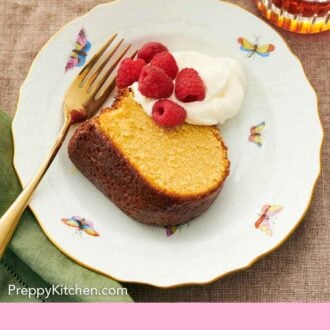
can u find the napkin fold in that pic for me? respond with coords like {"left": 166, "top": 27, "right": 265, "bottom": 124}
{"left": 0, "top": 110, "right": 132, "bottom": 302}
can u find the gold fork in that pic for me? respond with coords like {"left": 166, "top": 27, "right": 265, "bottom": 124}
{"left": 0, "top": 34, "right": 133, "bottom": 257}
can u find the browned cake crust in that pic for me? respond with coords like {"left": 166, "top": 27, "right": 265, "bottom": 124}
{"left": 68, "top": 118, "right": 229, "bottom": 226}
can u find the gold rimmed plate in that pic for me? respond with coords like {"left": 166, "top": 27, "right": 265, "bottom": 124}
{"left": 12, "top": 0, "right": 323, "bottom": 287}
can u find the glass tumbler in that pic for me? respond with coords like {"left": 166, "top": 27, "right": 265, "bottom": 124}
{"left": 256, "top": 0, "right": 330, "bottom": 33}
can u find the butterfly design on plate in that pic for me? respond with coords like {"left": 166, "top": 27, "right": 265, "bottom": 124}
{"left": 65, "top": 28, "right": 92, "bottom": 72}
{"left": 255, "top": 205, "right": 283, "bottom": 236}
{"left": 165, "top": 223, "right": 190, "bottom": 237}
{"left": 238, "top": 37, "right": 275, "bottom": 58}
{"left": 61, "top": 216, "right": 100, "bottom": 237}
{"left": 249, "top": 121, "right": 265, "bottom": 147}
{"left": 165, "top": 225, "right": 179, "bottom": 237}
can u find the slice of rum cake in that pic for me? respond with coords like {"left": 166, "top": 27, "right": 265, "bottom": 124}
{"left": 68, "top": 90, "right": 230, "bottom": 226}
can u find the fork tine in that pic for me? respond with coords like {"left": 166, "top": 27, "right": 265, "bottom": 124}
{"left": 130, "top": 50, "right": 138, "bottom": 59}
{"left": 90, "top": 44, "right": 132, "bottom": 96}
{"left": 78, "top": 33, "right": 118, "bottom": 80}
{"left": 83, "top": 38, "right": 125, "bottom": 89}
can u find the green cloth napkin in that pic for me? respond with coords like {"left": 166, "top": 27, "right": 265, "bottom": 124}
{"left": 0, "top": 110, "right": 132, "bottom": 302}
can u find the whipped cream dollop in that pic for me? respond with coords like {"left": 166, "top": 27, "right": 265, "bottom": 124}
{"left": 131, "top": 51, "right": 246, "bottom": 125}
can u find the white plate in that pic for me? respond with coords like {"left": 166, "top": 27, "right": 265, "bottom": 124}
{"left": 12, "top": 0, "right": 323, "bottom": 287}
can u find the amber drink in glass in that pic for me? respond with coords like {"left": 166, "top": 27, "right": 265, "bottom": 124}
{"left": 256, "top": 0, "right": 330, "bottom": 33}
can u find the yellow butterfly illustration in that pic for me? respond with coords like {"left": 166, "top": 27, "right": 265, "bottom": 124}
{"left": 249, "top": 121, "right": 265, "bottom": 147}
{"left": 238, "top": 37, "right": 275, "bottom": 58}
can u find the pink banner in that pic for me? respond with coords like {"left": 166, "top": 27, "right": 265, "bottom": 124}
{"left": 0, "top": 303, "right": 328, "bottom": 329}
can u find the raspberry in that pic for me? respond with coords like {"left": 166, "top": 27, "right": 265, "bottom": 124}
{"left": 152, "top": 99, "right": 187, "bottom": 128}
{"left": 116, "top": 58, "right": 146, "bottom": 89}
{"left": 175, "top": 68, "right": 206, "bottom": 102}
{"left": 138, "top": 65, "right": 174, "bottom": 99}
{"left": 137, "top": 42, "right": 168, "bottom": 63}
{"left": 150, "top": 51, "right": 179, "bottom": 80}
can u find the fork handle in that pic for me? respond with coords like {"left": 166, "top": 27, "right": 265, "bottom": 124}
{"left": 0, "top": 119, "right": 72, "bottom": 258}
